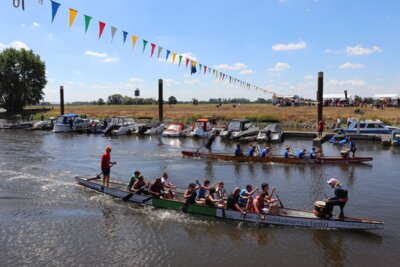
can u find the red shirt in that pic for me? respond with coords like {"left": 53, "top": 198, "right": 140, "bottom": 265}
{"left": 101, "top": 152, "right": 110, "bottom": 169}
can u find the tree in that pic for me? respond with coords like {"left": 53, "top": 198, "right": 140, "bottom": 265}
{"left": 168, "top": 96, "right": 177, "bottom": 105}
{"left": 97, "top": 98, "right": 105, "bottom": 105}
{"left": 107, "top": 94, "right": 123, "bottom": 105}
{"left": 0, "top": 48, "right": 47, "bottom": 112}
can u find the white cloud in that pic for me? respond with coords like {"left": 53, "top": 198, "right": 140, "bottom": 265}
{"left": 214, "top": 62, "right": 253, "bottom": 75}
{"left": 268, "top": 62, "right": 290, "bottom": 72}
{"left": 101, "top": 57, "right": 119, "bottom": 63}
{"left": 327, "top": 79, "right": 366, "bottom": 87}
{"left": 346, "top": 45, "right": 382, "bottom": 56}
{"left": 184, "top": 79, "right": 200, "bottom": 85}
{"left": 304, "top": 75, "right": 315, "bottom": 80}
{"left": 0, "top": 41, "right": 30, "bottom": 52}
{"left": 85, "top": 51, "right": 108, "bottom": 58}
{"left": 339, "top": 62, "right": 364, "bottom": 69}
{"left": 324, "top": 48, "right": 341, "bottom": 54}
{"left": 163, "top": 79, "right": 179, "bottom": 87}
{"left": 272, "top": 41, "right": 307, "bottom": 51}
{"left": 33, "top": 22, "right": 40, "bottom": 27}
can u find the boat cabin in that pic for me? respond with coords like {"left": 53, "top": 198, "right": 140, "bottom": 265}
{"left": 191, "top": 118, "right": 213, "bottom": 131}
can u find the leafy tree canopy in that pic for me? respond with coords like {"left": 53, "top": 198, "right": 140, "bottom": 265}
{"left": 0, "top": 48, "right": 47, "bottom": 112}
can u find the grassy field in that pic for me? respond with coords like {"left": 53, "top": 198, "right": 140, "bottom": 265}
{"left": 29, "top": 103, "right": 400, "bottom": 128}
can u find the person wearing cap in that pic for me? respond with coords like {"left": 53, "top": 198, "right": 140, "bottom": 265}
{"left": 127, "top": 170, "right": 141, "bottom": 191}
{"left": 309, "top": 147, "right": 317, "bottom": 159}
{"left": 101, "top": 146, "right": 115, "bottom": 187}
{"left": 325, "top": 178, "right": 348, "bottom": 219}
{"left": 234, "top": 144, "right": 243, "bottom": 156}
{"left": 283, "top": 145, "right": 293, "bottom": 158}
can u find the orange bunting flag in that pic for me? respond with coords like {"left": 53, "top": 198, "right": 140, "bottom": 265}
{"left": 150, "top": 43, "right": 156, "bottom": 58}
{"left": 132, "top": 35, "right": 138, "bottom": 49}
{"left": 172, "top": 52, "right": 177, "bottom": 64}
{"left": 69, "top": 8, "right": 78, "bottom": 28}
{"left": 99, "top": 21, "right": 106, "bottom": 39}
{"left": 216, "top": 70, "right": 219, "bottom": 79}
{"left": 185, "top": 58, "right": 190, "bottom": 69}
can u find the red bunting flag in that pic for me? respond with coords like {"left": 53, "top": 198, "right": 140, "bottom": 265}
{"left": 185, "top": 58, "right": 190, "bottom": 69}
{"left": 204, "top": 65, "right": 207, "bottom": 74}
{"left": 150, "top": 43, "right": 156, "bottom": 58}
{"left": 99, "top": 21, "right": 106, "bottom": 39}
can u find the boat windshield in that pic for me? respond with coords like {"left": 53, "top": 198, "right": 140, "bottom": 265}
{"left": 168, "top": 124, "right": 183, "bottom": 130}
{"left": 366, "top": 123, "right": 385, "bottom": 128}
{"left": 227, "top": 121, "right": 241, "bottom": 131}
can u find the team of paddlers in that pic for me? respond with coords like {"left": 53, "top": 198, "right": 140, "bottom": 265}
{"left": 101, "top": 145, "right": 348, "bottom": 219}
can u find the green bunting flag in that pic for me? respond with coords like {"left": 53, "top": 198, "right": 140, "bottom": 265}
{"left": 178, "top": 55, "right": 183, "bottom": 67}
{"left": 142, "top": 40, "right": 148, "bottom": 53}
{"left": 84, "top": 15, "right": 92, "bottom": 33}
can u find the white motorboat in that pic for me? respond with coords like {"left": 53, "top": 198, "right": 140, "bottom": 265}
{"left": 335, "top": 119, "right": 400, "bottom": 134}
{"left": 104, "top": 117, "right": 137, "bottom": 136}
{"left": 188, "top": 118, "right": 215, "bottom": 138}
{"left": 143, "top": 122, "right": 165, "bottom": 135}
{"left": 53, "top": 114, "right": 90, "bottom": 133}
{"left": 257, "top": 123, "right": 284, "bottom": 142}
{"left": 220, "top": 119, "right": 259, "bottom": 141}
{"left": 162, "top": 122, "right": 190, "bottom": 137}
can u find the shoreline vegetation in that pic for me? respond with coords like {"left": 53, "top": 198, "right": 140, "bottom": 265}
{"left": 3, "top": 104, "right": 400, "bottom": 129}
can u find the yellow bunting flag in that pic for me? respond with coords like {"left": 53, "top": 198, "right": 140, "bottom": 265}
{"left": 132, "top": 35, "right": 138, "bottom": 49}
{"left": 172, "top": 52, "right": 177, "bottom": 64}
{"left": 69, "top": 8, "right": 78, "bottom": 28}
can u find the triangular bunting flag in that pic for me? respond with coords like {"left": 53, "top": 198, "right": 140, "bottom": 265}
{"left": 132, "top": 35, "right": 138, "bottom": 48}
{"left": 157, "top": 47, "right": 163, "bottom": 59}
{"left": 111, "top": 26, "right": 117, "bottom": 43}
{"left": 204, "top": 65, "right": 207, "bottom": 74}
{"left": 216, "top": 71, "right": 219, "bottom": 79}
{"left": 172, "top": 53, "right": 177, "bottom": 64}
{"left": 185, "top": 58, "right": 190, "bottom": 69}
{"left": 191, "top": 61, "right": 197, "bottom": 75}
{"left": 69, "top": 8, "right": 78, "bottom": 28}
{"left": 213, "top": 69, "right": 215, "bottom": 75}
{"left": 199, "top": 64, "right": 202, "bottom": 74}
{"left": 84, "top": 15, "right": 92, "bottom": 33}
{"left": 178, "top": 55, "right": 183, "bottom": 67}
{"left": 51, "top": 1, "right": 61, "bottom": 23}
{"left": 150, "top": 43, "right": 156, "bottom": 58}
{"left": 208, "top": 67, "right": 211, "bottom": 74}
{"left": 142, "top": 40, "right": 148, "bottom": 53}
{"left": 99, "top": 21, "right": 106, "bottom": 39}
{"left": 123, "top": 31, "right": 128, "bottom": 45}
{"left": 166, "top": 50, "right": 171, "bottom": 61}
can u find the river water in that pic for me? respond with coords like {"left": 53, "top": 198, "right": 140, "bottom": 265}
{"left": 0, "top": 130, "right": 399, "bottom": 266}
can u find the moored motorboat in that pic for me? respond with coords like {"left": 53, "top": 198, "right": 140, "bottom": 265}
{"left": 181, "top": 151, "right": 373, "bottom": 164}
{"left": 335, "top": 119, "right": 400, "bottom": 134}
{"left": 188, "top": 118, "right": 215, "bottom": 138}
{"left": 220, "top": 119, "right": 259, "bottom": 141}
{"left": 162, "top": 122, "right": 190, "bottom": 137}
{"left": 53, "top": 114, "right": 91, "bottom": 133}
{"left": 74, "top": 176, "right": 383, "bottom": 230}
{"left": 257, "top": 123, "right": 284, "bottom": 142}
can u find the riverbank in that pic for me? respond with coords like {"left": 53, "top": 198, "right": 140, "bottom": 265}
{"left": 3, "top": 104, "right": 400, "bottom": 129}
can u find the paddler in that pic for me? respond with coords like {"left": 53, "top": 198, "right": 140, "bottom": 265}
{"left": 127, "top": 170, "right": 141, "bottom": 191}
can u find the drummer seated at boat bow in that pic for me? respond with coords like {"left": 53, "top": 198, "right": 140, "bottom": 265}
{"left": 325, "top": 178, "right": 348, "bottom": 219}
{"left": 234, "top": 144, "right": 243, "bottom": 156}
{"left": 238, "top": 184, "right": 259, "bottom": 211}
{"left": 226, "top": 187, "right": 246, "bottom": 215}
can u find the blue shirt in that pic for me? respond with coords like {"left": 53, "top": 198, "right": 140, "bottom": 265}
{"left": 349, "top": 140, "right": 355, "bottom": 150}
{"left": 309, "top": 150, "right": 316, "bottom": 159}
{"left": 247, "top": 147, "right": 256, "bottom": 157}
{"left": 234, "top": 147, "right": 243, "bottom": 156}
{"left": 297, "top": 150, "right": 304, "bottom": 158}
{"left": 283, "top": 150, "right": 289, "bottom": 158}
{"left": 259, "top": 148, "right": 269, "bottom": 158}
{"left": 238, "top": 189, "right": 249, "bottom": 205}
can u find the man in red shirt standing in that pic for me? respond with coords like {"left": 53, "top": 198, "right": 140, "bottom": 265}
{"left": 101, "top": 146, "right": 114, "bottom": 186}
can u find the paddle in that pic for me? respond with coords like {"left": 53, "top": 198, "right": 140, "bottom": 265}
{"left": 276, "top": 192, "right": 284, "bottom": 208}
{"left": 88, "top": 162, "right": 116, "bottom": 180}
{"left": 122, "top": 184, "right": 146, "bottom": 202}
{"left": 258, "top": 206, "right": 271, "bottom": 228}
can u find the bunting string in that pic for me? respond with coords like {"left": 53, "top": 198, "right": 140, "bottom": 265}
{"left": 42, "top": 0, "right": 280, "bottom": 96}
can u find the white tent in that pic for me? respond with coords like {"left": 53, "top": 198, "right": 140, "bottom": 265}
{"left": 323, "top": 93, "right": 351, "bottom": 100}
{"left": 373, "top": 94, "right": 398, "bottom": 99}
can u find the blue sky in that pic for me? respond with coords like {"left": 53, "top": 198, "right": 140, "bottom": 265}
{"left": 1, "top": 0, "right": 399, "bottom": 102}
